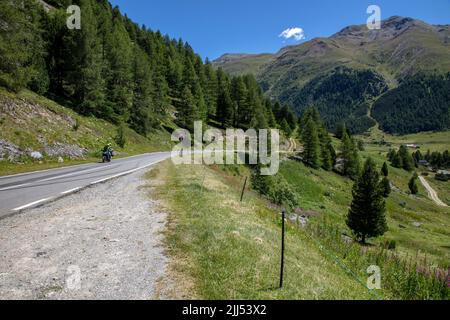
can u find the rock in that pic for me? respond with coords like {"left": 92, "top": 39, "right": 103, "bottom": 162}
{"left": 342, "top": 235, "right": 353, "bottom": 244}
{"left": 31, "top": 151, "right": 43, "bottom": 159}
{"left": 399, "top": 224, "right": 407, "bottom": 229}
{"left": 58, "top": 156, "right": 64, "bottom": 163}
{"left": 0, "top": 140, "right": 24, "bottom": 161}
{"left": 44, "top": 143, "right": 87, "bottom": 159}
{"left": 298, "top": 217, "right": 308, "bottom": 228}
{"left": 254, "top": 237, "right": 263, "bottom": 244}
{"left": 412, "top": 222, "right": 423, "bottom": 228}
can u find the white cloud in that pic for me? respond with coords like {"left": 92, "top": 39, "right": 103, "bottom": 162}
{"left": 279, "top": 27, "right": 305, "bottom": 41}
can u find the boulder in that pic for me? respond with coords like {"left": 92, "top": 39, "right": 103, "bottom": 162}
{"left": 30, "top": 151, "right": 43, "bottom": 160}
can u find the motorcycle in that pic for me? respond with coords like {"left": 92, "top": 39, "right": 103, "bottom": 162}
{"left": 102, "top": 150, "right": 113, "bottom": 163}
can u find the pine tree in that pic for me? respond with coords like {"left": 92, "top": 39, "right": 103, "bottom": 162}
{"left": 319, "top": 128, "right": 334, "bottom": 171}
{"left": 381, "top": 162, "right": 389, "bottom": 177}
{"left": 65, "top": 0, "right": 106, "bottom": 118}
{"left": 340, "top": 132, "right": 360, "bottom": 180}
{"left": 0, "top": 0, "right": 35, "bottom": 91}
{"left": 129, "top": 46, "right": 154, "bottom": 135}
{"left": 398, "top": 145, "right": 415, "bottom": 171}
{"left": 409, "top": 173, "right": 419, "bottom": 195}
{"left": 391, "top": 151, "right": 403, "bottom": 168}
{"left": 203, "top": 61, "right": 218, "bottom": 117}
{"left": 103, "top": 8, "right": 133, "bottom": 121}
{"left": 302, "top": 118, "right": 321, "bottom": 169}
{"left": 335, "top": 123, "right": 350, "bottom": 139}
{"left": 281, "top": 119, "right": 292, "bottom": 137}
{"left": 177, "top": 86, "right": 199, "bottom": 131}
{"left": 347, "top": 158, "right": 388, "bottom": 244}
{"left": 216, "top": 88, "right": 234, "bottom": 128}
{"left": 380, "top": 177, "right": 391, "bottom": 198}
{"left": 231, "top": 76, "right": 249, "bottom": 127}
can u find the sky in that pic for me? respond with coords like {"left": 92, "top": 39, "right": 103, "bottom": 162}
{"left": 109, "top": 0, "right": 450, "bottom": 60}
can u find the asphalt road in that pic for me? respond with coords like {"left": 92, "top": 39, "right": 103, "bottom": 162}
{"left": 0, "top": 152, "right": 171, "bottom": 218}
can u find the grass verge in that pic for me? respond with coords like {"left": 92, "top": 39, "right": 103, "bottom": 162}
{"left": 150, "top": 161, "right": 377, "bottom": 300}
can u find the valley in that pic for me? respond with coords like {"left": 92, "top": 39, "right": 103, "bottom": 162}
{"left": 0, "top": 0, "right": 449, "bottom": 301}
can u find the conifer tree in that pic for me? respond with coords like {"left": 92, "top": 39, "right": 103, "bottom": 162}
{"left": 347, "top": 158, "right": 388, "bottom": 244}
{"left": 103, "top": 8, "right": 133, "bottom": 121}
{"left": 0, "top": 0, "right": 35, "bottom": 91}
{"left": 177, "top": 86, "right": 198, "bottom": 131}
{"left": 216, "top": 88, "right": 234, "bottom": 128}
{"left": 381, "top": 162, "right": 389, "bottom": 177}
{"left": 398, "top": 145, "right": 415, "bottom": 171}
{"left": 129, "top": 46, "right": 154, "bottom": 135}
{"left": 380, "top": 177, "right": 391, "bottom": 198}
{"left": 409, "top": 173, "right": 419, "bottom": 195}
{"left": 66, "top": 0, "right": 106, "bottom": 117}
{"left": 302, "top": 118, "right": 321, "bottom": 169}
{"left": 340, "top": 132, "right": 361, "bottom": 180}
{"left": 319, "top": 128, "right": 334, "bottom": 171}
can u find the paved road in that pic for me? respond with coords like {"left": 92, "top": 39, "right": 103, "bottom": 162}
{"left": 0, "top": 152, "right": 171, "bottom": 218}
{"left": 419, "top": 176, "right": 448, "bottom": 207}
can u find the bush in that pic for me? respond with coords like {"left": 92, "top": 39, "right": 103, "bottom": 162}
{"left": 251, "top": 168, "right": 298, "bottom": 209}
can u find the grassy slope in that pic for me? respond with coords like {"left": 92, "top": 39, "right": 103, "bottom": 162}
{"left": 151, "top": 161, "right": 374, "bottom": 300}
{"left": 0, "top": 88, "right": 173, "bottom": 176}
{"left": 281, "top": 129, "right": 450, "bottom": 267}
{"left": 212, "top": 54, "right": 275, "bottom": 76}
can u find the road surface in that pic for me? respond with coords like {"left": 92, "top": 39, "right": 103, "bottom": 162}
{"left": 0, "top": 152, "right": 171, "bottom": 218}
{"left": 419, "top": 176, "right": 448, "bottom": 207}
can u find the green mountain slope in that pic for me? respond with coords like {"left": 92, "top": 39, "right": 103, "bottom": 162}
{"left": 212, "top": 53, "right": 275, "bottom": 76}
{"left": 214, "top": 16, "right": 450, "bottom": 134}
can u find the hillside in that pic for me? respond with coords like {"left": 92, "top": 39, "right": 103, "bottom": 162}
{"left": 0, "top": 88, "right": 173, "bottom": 175}
{"left": 0, "top": 0, "right": 293, "bottom": 155}
{"left": 212, "top": 53, "right": 275, "bottom": 76}
{"left": 214, "top": 16, "right": 450, "bottom": 134}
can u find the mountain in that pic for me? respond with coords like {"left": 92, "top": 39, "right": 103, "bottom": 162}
{"left": 214, "top": 16, "right": 450, "bottom": 134}
{"left": 212, "top": 53, "right": 275, "bottom": 76}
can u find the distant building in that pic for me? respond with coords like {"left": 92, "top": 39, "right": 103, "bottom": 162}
{"left": 406, "top": 144, "right": 420, "bottom": 149}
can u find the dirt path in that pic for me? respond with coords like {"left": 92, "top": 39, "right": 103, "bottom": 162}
{"left": 419, "top": 176, "right": 448, "bottom": 207}
{"left": 0, "top": 170, "right": 169, "bottom": 300}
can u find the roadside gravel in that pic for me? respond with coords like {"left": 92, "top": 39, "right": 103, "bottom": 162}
{"left": 0, "top": 169, "right": 168, "bottom": 300}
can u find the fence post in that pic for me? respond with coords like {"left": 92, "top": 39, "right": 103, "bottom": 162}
{"left": 240, "top": 176, "right": 248, "bottom": 202}
{"left": 280, "top": 209, "right": 286, "bottom": 289}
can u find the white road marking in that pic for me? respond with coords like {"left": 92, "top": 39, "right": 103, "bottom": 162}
{"left": 61, "top": 187, "right": 82, "bottom": 195}
{"left": 90, "top": 158, "right": 168, "bottom": 185}
{"left": 8, "top": 157, "right": 168, "bottom": 212}
{"left": 0, "top": 183, "right": 31, "bottom": 192}
{"left": 39, "top": 166, "right": 107, "bottom": 183}
{"left": 12, "top": 198, "right": 52, "bottom": 212}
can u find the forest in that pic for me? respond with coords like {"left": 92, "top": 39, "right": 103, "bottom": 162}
{"left": 278, "top": 66, "right": 388, "bottom": 134}
{"left": 372, "top": 74, "right": 450, "bottom": 135}
{"left": 0, "top": 0, "right": 297, "bottom": 136}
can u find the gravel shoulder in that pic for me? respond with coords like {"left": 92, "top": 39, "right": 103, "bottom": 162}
{"left": 0, "top": 169, "right": 169, "bottom": 300}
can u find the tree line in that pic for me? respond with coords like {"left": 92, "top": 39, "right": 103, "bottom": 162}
{"left": 0, "top": 0, "right": 296, "bottom": 136}
{"left": 388, "top": 146, "right": 450, "bottom": 171}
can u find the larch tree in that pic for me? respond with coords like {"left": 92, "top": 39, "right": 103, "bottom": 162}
{"left": 347, "top": 158, "right": 388, "bottom": 244}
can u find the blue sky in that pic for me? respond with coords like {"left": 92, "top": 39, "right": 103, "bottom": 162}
{"left": 109, "top": 0, "right": 450, "bottom": 60}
